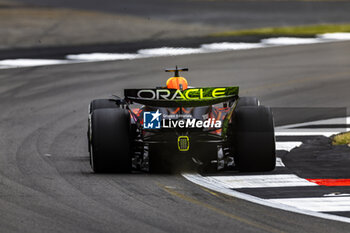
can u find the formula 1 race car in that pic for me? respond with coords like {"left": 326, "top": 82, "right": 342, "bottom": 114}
{"left": 87, "top": 67, "right": 276, "bottom": 173}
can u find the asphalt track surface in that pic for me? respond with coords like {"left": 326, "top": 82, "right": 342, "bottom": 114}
{"left": 13, "top": 0, "right": 350, "bottom": 29}
{"left": 1, "top": 41, "right": 350, "bottom": 233}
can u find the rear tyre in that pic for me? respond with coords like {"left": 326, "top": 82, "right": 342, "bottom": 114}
{"left": 236, "top": 97, "right": 259, "bottom": 109}
{"left": 89, "top": 99, "right": 119, "bottom": 113}
{"left": 88, "top": 99, "right": 119, "bottom": 156}
{"left": 233, "top": 106, "right": 276, "bottom": 172}
{"left": 90, "top": 108, "right": 131, "bottom": 173}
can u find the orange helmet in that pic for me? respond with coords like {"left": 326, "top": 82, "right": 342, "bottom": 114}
{"left": 166, "top": 77, "right": 188, "bottom": 90}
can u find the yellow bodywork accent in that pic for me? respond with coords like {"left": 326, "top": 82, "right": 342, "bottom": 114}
{"left": 178, "top": 136, "right": 189, "bottom": 151}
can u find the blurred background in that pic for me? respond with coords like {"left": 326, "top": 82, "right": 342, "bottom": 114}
{"left": 2, "top": 0, "right": 350, "bottom": 51}
{"left": 2, "top": 2, "right": 350, "bottom": 232}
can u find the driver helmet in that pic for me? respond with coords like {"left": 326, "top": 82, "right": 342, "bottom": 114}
{"left": 166, "top": 76, "right": 188, "bottom": 90}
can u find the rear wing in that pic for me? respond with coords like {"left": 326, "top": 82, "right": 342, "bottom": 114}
{"left": 124, "top": 87, "right": 239, "bottom": 107}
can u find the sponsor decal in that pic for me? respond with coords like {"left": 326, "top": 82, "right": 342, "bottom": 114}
{"left": 137, "top": 87, "right": 232, "bottom": 101}
{"left": 142, "top": 111, "right": 221, "bottom": 129}
{"left": 143, "top": 110, "right": 162, "bottom": 129}
{"left": 163, "top": 113, "right": 192, "bottom": 119}
{"left": 162, "top": 118, "right": 221, "bottom": 128}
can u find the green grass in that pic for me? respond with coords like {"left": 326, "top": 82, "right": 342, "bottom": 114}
{"left": 211, "top": 24, "right": 350, "bottom": 37}
{"left": 332, "top": 132, "right": 350, "bottom": 145}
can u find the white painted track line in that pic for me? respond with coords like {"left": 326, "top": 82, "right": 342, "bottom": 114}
{"left": 1, "top": 33, "right": 350, "bottom": 70}
{"left": 269, "top": 197, "right": 350, "bottom": 212}
{"left": 200, "top": 42, "right": 264, "bottom": 51}
{"left": 202, "top": 174, "right": 316, "bottom": 189}
{"left": 275, "top": 157, "right": 285, "bottom": 167}
{"left": 66, "top": 53, "right": 142, "bottom": 61}
{"left": 319, "top": 33, "right": 350, "bottom": 40}
{"left": 275, "top": 116, "right": 350, "bottom": 136}
{"left": 276, "top": 116, "right": 350, "bottom": 130}
{"left": 276, "top": 141, "right": 302, "bottom": 152}
{"left": 0, "top": 59, "right": 71, "bottom": 68}
{"left": 261, "top": 37, "right": 322, "bottom": 45}
{"left": 275, "top": 131, "right": 342, "bottom": 137}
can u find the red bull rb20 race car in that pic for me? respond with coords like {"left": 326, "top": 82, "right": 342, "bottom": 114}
{"left": 88, "top": 67, "right": 276, "bottom": 173}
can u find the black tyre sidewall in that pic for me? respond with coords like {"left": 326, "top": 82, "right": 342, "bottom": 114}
{"left": 87, "top": 99, "right": 119, "bottom": 155}
{"left": 91, "top": 108, "right": 131, "bottom": 173}
{"left": 233, "top": 106, "right": 276, "bottom": 172}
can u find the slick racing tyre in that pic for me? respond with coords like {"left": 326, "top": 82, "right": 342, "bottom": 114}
{"left": 88, "top": 99, "right": 120, "bottom": 155}
{"left": 233, "top": 106, "right": 276, "bottom": 172}
{"left": 236, "top": 97, "right": 259, "bottom": 109}
{"left": 90, "top": 108, "right": 131, "bottom": 173}
{"left": 89, "top": 99, "right": 119, "bottom": 113}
